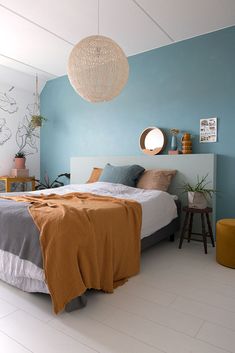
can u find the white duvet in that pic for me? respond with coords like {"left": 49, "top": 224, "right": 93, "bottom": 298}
{"left": 0, "top": 182, "right": 177, "bottom": 293}
{"left": 31, "top": 182, "right": 178, "bottom": 238}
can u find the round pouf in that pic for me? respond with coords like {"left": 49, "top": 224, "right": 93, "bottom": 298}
{"left": 216, "top": 219, "right": 235, "bottom": 268}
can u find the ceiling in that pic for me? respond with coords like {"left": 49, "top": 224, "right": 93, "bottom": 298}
{"left": 0, "top": 0, "right": 235, "bottom": 81}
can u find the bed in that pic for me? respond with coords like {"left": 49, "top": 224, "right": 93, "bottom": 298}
{"left": 0, "top": 154, "right": 216, "bottom": 313}
{"left": 0, "top": 181, "right": 179, "bottom": 312}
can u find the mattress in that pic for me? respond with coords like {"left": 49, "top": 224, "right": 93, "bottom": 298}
{"left": 0, "top": 182, "right": 177, "bottom": 294}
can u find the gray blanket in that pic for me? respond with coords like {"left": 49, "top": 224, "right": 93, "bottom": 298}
{"left": 0, "top": 199, "right": 42, "bottom": 268}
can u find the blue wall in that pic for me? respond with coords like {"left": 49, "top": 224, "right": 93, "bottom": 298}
{"left": 41, "top": 26, "right": 235, "bottom": 220}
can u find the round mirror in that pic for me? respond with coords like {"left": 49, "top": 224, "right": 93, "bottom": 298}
{"left": 140, "top": 127, "right": 166, "bottom": 155}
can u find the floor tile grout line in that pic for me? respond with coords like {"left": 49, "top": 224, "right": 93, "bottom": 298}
{"left": 0, "top": 327, "right": 34, "bottom": 353}
{"left": 111, "top": 289, "right": 207, "bottom": 328}
{"left": 0, "top": 310, "right": 101, "bottom": 353}
{"left": 179, "top": 293, "right": 235, "bottom": 314}
{"left": 133, "top": 274, "right": 182, "bottom": 296}
{"left": 48, "top": 318, "right": 162, "bottom": 353}
{"left": 196, "top": 336, "right": 234, "bottom": 353}
{"left": 20, "top": 309, "right": 54, "bottom": 324}
{"left": 2, "top": 301, "right": 229, "bottom": 353}
{"left": 44, "top": 322, "right": 102, "bottom": 353}
{"left": 87, "top": 308, "right": 235, "bottom": 353}
{"left": 0, "top": 295, "right": 21, "bottom": 311}
{"left": 139, "top": 276, "right": 235, "bottom": 315}
{"left": 163, "top": 254, "right": 235, "bottom": 286}
{"left": 167, "top": 293, "right": 180, "bottom": 306}
{"left": 0, "top": 293, "right": 55, "bottom": 324}
{"left": 169, "top": 296, "right": 235, "bottom": 332}
{"left": 141, "top": 268, "right": 235, "bottom": 301}
{"left": 0, "top": 308, "right": 19, "bottom": 320}
{"left": 167, "top": 269, "right": 235, "bottom": 300}
{"left": 0, "top": 303, "right": 54, "bottom": 324}
{"left": 120, "top": 287, "right": 177, "bottom": 308}
{"left": 90, "top": 299, "right": 202, "bottom": 338}
{"left": 136, "top": 275, "right": 206, "bottom": 300}
{"left": 169, "top": 306, "right": 235, "bottom": 333}
{"left": 123, "top": 282, "right": 177, "bottom": 299}
{"left": 197, "top": 318, "right": 235, "bottom": 335}
{"left": 83, "top": 312, "right": 167, "bottom": 353}
{"left": 193, "top": 319, "right": 206, "bottom": 338}
{"left": 5, "top": 285, "right": 231, "bottom": 333}
{"left": 128, "top": 276, "right": 180, "bottom": 297}
{"left": 206, "top": 319, "right": 235, "bottom": 333}
{"left": 0, "top": 308, "right": 20, "bottom": 320}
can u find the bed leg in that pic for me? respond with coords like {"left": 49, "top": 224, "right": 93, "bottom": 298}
{"left": 65, "top": 294, "right": 87, "bottom": 312}
{"left": 169, "top": 234, "right": 175, "bottom": 242}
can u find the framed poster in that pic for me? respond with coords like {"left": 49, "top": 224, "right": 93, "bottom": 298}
{"left": 200, "top": 117, "right": 217, "bottom": 143}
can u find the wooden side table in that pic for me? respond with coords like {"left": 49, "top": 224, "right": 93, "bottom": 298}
{"left": 0, "top": 176, "right": 35, "bottom": 192}
{"left": 179, "top": 206, "right": 215, "bottom": 254}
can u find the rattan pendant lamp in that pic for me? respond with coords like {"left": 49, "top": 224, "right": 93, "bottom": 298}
{"left": 67, "top": 0, "right": 129, "bottom": 103}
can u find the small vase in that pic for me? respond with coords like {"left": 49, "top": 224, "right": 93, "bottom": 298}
{"left": 171, "top": 135, "right": 177, "bottom": 151}
{"left": 182, "top": 132, "right": 192, "bottom": 154}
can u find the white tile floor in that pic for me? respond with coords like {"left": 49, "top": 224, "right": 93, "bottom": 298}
{"left": 0, "top": 239, "right": 235, "bottom": 353}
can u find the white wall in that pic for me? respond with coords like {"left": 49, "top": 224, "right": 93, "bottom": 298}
{"left": 0, "top": 64, "right": 45, "bottom": 189}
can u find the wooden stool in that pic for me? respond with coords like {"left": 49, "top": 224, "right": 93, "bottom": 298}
{"left": 179, "top": 206, "right": 214, "bottom": 254}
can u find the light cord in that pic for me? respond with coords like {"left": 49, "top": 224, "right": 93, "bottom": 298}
{"left": 98, "top": 0, "right": 100, "bottom": 35}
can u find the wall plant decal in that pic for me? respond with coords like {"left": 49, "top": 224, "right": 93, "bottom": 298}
{"left": 16, "top": 111, "right": 39, "bottom": 155}
{"left": 0, "top": 118, "right": 12, "bottom": 145}
{"left": 0, "top": 86, "right": 18, "bottom": 114}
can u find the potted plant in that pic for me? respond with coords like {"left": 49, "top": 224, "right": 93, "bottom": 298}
{"left": 14, "top": 151, "right": 26, "bottom": 169}
{"left": 180, "top": 174, "right": 216, "bottom": 209}
{"left": 35, "top": 173, "right": 70, "bottom": 190}
{"left": 30, "top": 115, "right": 47, "bottom": 128}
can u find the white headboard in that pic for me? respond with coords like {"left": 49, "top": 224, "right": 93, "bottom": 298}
{"left": 71, "top": 154, "right": 216, "bottom": 227}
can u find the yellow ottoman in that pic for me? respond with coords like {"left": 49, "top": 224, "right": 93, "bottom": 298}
{"left": 216, "top": 219, "right": 235, "bottom": 268}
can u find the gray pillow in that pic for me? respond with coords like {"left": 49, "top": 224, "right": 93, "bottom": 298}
{"left": 99, "top": 163, "right": 145, "bottom": 187}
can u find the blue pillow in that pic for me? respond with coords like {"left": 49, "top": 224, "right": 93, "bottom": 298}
{"left": 99, "top": 163, "right": 145, "bottom": 187}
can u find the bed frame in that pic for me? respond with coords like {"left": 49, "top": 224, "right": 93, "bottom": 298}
{"left": 141, "top": 199, "right": 181, "bottom": 251}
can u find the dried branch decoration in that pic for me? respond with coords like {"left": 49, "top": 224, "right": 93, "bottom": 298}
{"left": 170, "top": 128, "right": 180, "bottom": 135}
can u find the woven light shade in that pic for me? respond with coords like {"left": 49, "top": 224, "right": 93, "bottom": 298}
{"left": 67, "top": 35, "right": 129, "bottom": 103}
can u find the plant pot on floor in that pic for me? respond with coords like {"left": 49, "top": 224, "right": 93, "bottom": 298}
{"left": 188, "top": 191, "right": 207, "bottom": 209}
{"left": 14, "top": 157, "right": 26, "bottom": 169}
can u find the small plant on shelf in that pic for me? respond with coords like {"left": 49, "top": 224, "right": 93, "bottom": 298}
{"left": 180, "top": 174, "right": 216, "bottom": 209}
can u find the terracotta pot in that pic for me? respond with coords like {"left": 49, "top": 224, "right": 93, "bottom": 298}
{"left": 188, "top": 192, "right": 207, "bottom": 209}
{"left": 14, "top": 157, "right": 26, "bottom": 169}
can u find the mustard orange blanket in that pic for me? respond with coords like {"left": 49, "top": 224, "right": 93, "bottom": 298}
{"left": 2, "top": 192, "right": 142, "bottom": 313}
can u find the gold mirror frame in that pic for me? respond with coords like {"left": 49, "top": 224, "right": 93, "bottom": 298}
{"left": 139, "top": 127, "right": 166, "bottom": 155}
